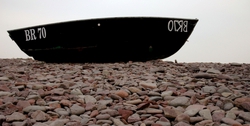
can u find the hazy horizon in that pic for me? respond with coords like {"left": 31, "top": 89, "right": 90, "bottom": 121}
{"left": 1, "top": 0, "right": 250, "bottom": 63}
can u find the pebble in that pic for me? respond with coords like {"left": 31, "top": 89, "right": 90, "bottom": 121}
{"left": 70, "top": 104, "right": 85, "bottom": 115}
{"left": 0, "top": 59, "right": 250, "bottom": 125}
{"left": 169, "top": 97, "right": 190, "bottom": 107}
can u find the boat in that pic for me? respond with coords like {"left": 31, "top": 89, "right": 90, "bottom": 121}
{"left": 7, "top": 17, "right": 198, "bottom": 63}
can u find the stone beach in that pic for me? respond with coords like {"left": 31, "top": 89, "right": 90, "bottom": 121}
{"left": 0, "top": 58, "right": 250, "bottom": 126}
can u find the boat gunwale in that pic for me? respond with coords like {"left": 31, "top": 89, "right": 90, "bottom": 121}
{"left": 7, "top": 16, "right": 198, "bottom": 32}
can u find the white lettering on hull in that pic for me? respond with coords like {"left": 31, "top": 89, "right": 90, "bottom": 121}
{"left": 25, "top": 27, "right": 46, "bottom": 41}
{"left": 168, "top": 20, "right": 188, "bottom": 32}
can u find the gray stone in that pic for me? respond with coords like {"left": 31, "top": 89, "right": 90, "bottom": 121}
{"left": 161, "top": 91, "right": 173, "bottom": 97}
{"left": 6, "top": 112, "right": 26, "bottom": 122}
{"left": 128, "top": 113, "right": 141, "bottom": 123}
{"left": 184, "top": 104, "right": 206, "bottom": 116}
{"left": 169, "top": 97, "right": 190, "bottom": 106}
{"left": 139, "top": 81, "right": 157, "bottom": 89}
{"left": 0, "top": 77, "right": 9, "bottom": 81}
{"left": 202, "top": 86, "right": 216, "bottom": 93}
{"left": 96, "top": 114, "right": 110, "bottom": 120}
{"left": 223, "top": 102, "right": 234, "bottom": 111}
{"left": 149, "top": 96, "right": 162, "bottom": 101}
{"left": 31, "top": 110, "right": 49, "bottom": 121}
{"left": 225, "top": 111, "right": 236, "bottom": 120}
{"left": 84, "top": 95, "right": 97, "bottom": 104}
{"left": 0, "top": 91, "right": 12, "bottom": 97}
{"left": 207, "top": 68, "right": 221, "bottom": 74}
{"left": 126, "top": 99, "right": 142, "bottom": 104}
{"left": 23, "top": 106, "right": 47, "bottom": 113}
{"left": 70, "top": 89, "right": 83, "bottom": 95}
{"left": 174, "top": 122, "right": 191, "bottom": 126}
{"left": 48, "top": 119, "right": 69, "bottom": 126}
{"left": 239, "top": 112, "right": 250, "bottom": 122}
{"left": 145, "top": 108, "right": 163, "bottom": 114}
{"left": 70, "top": 104, "right": 85, "bottom": 115}
{"left": 199, "top": 109, "right": 212, "bottom": 120}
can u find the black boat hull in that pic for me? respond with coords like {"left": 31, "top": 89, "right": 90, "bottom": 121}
{"left": 8, "top": 17, "right": 198, "bottom": 63}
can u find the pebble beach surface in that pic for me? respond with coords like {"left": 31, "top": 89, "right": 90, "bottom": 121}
{"left": 0, "top": 58, "right": 250, "bottom": 126}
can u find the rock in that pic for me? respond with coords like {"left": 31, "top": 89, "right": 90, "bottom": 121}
{"left": 234, "top": 97, "right": 250, "bottom": 107}
{"left": 161, "top": 91, "right": 173, "bottom": 97}
{"left": 128, "top": 113, "right": 141, "bottom": 123}
{"left": 212, "top": 110, "right": 225, "bottom": 122}
{"left": 221, "top": 92, "right": 232, "bottom": 97}
{"left": 230, "top": 63, "right": 242, "bottom": 67}
{"left": 6, "top": 112, "right": 26, "bottom": 122}
{"left": 175, "top": 113, "right": 190, "bottom": 123}
{"left": 143, "top": 116, "right": 159, "bottom": 125}
{"left": 48, "top": 119, "right": 69, "bottom": 126}
{"left": 149, "top": 96, "right": 162, "bottom": 101}
{"left": 60, "top": 99, "right": 72, "bottom": 107}
{"left": 137, "top": 102, "right": 150, "bottom": 110}
{"left": 0, "top": 77, "right": 9, "bottom": 81}
{"left": 169, "top": 97, "right": 190, "bottom": 107}
{"left": 118, "top": 109, "right": 133, "bottom": 120}
{"left": 217, "top": 86, "right": 231, "bottom": 93}
{"left": 148, "top": 91, "right": 161, "bottom": 96}
{"left": 115, "top": 90, "right": 129, "bottom": 98}
{"left": 202, "top": 86, "right": 216, "bottom": 93}
{"left": 52, "top": 88, "right": 65, "bottom": 95}
{"left": 190, "top": 117, "right": 203, "bottom": 123}
{"left": 184, "top": 104, "right": 206, "bottom": 116}
{"left": 225, "top": 111, "right": 236, "bottom": 119}
{"left": 96, "top": 114, "right": 111, "bottom": 120}
{"left": 23, "top": 106, "right": 47, "bottom": 113}
{"left": 70, "top": 104, "right": 85, "bottom": 115}
{"left": 0, "top": 91, "right": 12, "bottom": 97}
{"left": 111, "top": 117, "right": 125, "bottom": 126}
{"left": 97, "top": 100, "right": 113, "bottom": 106}
{"left": 163, "top": 107, "right": 178, "bottom": 118}
{"left": 126, "top": 99, "right": 142, "bottom": 105}
{"left": 193, "top": 73, "right": 216, "bottom": 79}
{"left": 139, "top": 81, "right": 157, "bottom": 89}
{"left": 101, "top": 109, "right": 119, "bottom": 116}
{"left": 84, "top": 95, "right": 97, "bottom": 104}
{"left": 85, "top": 102, "right": 96, "bottom": 111}
{"left": 90, "top": 110, "right": 99, "bottom": 118}
{"left": 70, "top": 115, "right": 82, "bottom": 122}
{"left": 110, "top": 94, "right": 122, "bottom": 100}
{"left": 145, "top": 108, "right": 163, "bottom": 114}
{"left": 128, "top": 87, "right": 142, "bottom": 93}
{"left": 207, "top": 68, "right": 221, "bottom": 74}
{"left": 156, "top": 117, "right": 171, "bottom": 126}
{"left": 221, "top": 117, "right": 242, "bottom": 125}
{"left": 194, "top": 120, "right": 214, "bottom": 126}
{"left": 2, "top": 59, "right": 250, "bottom": 126}
{"left": 174, "top": 122, "right": 191, "bottom": 126}
{"left": 96, "top": 120, "right": 113, "bottom": 125}
{"left": 239, "top": 112, "right": 250, "bottom": 122}
{"left": 31, "top": 110, "right": 49, "bottom": 121}
{"left": 223, "top": 102, "right": 234, "bottom": 111}
{"left": 240, "top": 102, "right": 250, "bottom": 111}
{"left": 0, "top": 85, "right": 10, "bottom": 91}
{"left": 199, "top": 109, "right": 212, "bottom": 120}
{"left": 70, "top": 89, "right": 83, "bottom": 95}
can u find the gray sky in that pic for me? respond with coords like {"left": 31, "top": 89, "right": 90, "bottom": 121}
{"left": 1, "top": 0, "right": 250, "bottom": 63}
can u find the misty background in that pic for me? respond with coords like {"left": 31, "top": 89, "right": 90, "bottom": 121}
{"left": 1, "top": 0, "right": 250, "bottom": 63}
